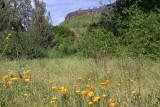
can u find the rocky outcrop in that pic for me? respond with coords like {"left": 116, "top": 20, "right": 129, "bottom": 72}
{"left": 65, "top": 3, "right": 116, "bottom": 21}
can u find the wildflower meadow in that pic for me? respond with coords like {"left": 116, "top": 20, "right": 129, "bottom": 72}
{"left": 0, "top": 57, "right": 160, "bottom": 107}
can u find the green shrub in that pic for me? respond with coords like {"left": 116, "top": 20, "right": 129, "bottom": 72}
{"left": 79, "top": 28, "right": 119, "bottom": 58}
{"left": 0, "top": 30, "right": 47, "bottom": 59}
{"left": 116, "top": 5, "right": 160, "bottom": 59}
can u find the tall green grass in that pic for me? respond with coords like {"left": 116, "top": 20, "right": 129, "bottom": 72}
{"left": 0, "top": 57, "right": 160, "bottom": 107}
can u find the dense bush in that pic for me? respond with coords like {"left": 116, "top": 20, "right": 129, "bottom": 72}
{"left": 0, "top": 30, "right": 47, "bottom": 59}
{"left": 52, "top": 26, "right": 75, "bottom": 46}
{"left": 51, "top": 26, "right": 77, "bottom": 56}
{"left": 115, "top": 5, "right": 160, "bottom": 59}
{"left": 79, "top": 28, "right": 119, "bottom": 58}
{"left": 81, "top": 4, "right": 160, "bottom": 60}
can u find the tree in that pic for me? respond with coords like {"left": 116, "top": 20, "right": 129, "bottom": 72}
{"left": 28, "top": 0, "right": 52, "bottom": 48}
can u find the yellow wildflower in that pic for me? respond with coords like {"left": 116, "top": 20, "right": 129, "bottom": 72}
{"left": 94, "top": 96, "right": 100, "bottom": 102}
{"left": 102, "top": 94, "right": 107, "bottom": 98}
{"left": 88, "top": 102, "right": 93, "bottom": 105}
{"left": 37, "top": 74, "right": 41, "bottom": 77}
{"left": 11, "top": 78, "right": 19, "bottom": 82}
{"left": 52, "top": 97, "right": 56, "bottom": 101}
{"left": 130, "top": 80, "right": 134, "bottom": 83}
{"left": 117, "top": 83, "right": 120, "bottom": 86}
{"left": 76, "top": 90, "right": 80, "bottom": 94}
{"left": 52, "top": 87, "right": 57, "bottom": 91}
{"left": 110, "top": 103, "right": 115, "bottom": 107}
{"left": 88, "top": 78, "right": 91, "bottom": 81}
{"left": 10, "top": 72, "right": 13, "bottom": 75}
{"left": 107, "top": 71, "right": 110, "bottom": 74}
{"left": 109, "top": 99, "right": 114, "bottom": 104}
{"left": 64, "top": 89, "right": 68, "bottom": 92}
{"left": 82, "top": 91, "right": 88, "bottom": 96}
{"left": 51, "top": 101, "right": 55, "bottom": 104}
{"left": 25, "top": 79, "right": 30, "bottom": 82}
{"left": 139, "top": 96, "right": 141, "bottom": 99}
{"left": 132, "top": 91, "right": 136, "bottom": 94}
{"left": 88, "top": 92, "right": 94, "bottom": 98}
{"left": 24, "top": 94, "right": 28, "bottom": 96}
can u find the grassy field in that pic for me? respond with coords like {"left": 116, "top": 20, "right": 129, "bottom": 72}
{"left": 0, "top": 57, "right": 160, "bottom": 107}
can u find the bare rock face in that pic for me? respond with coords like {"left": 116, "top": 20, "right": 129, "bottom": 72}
{"left": 65, "top": 3, "right": 116, "bottom": 21}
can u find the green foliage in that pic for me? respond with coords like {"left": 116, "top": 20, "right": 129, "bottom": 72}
{"left": 116, "top": 5, "right": 160, "bottom": 59}
{"left": 29, "top": 0, "right": 52, "bottom": 48}
{"left": 79, "top": 28, "right": 119, "bottom": 58}
{"left": 52, "top": 26, "right": 75, "bottom": 46}
{"left": 0, "top": 0, "right": 55, "bottom": 59}
{"left": 0, "top": 30, "right": 47, "bottom": 59}
{"left": 84, "top": 3, "right": 160, "bottom": 60}
{"left": 51, "top": 26, "right": 77, "bottom": 56}
{"left": 60, "top": 14, "right": 100, "bottom": 29}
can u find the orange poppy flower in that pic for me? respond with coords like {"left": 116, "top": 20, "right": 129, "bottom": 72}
{"left": 106, "top": 80, "right": 110, "bottom": 84}
{"left": 74, "top": 85, "right": 78, "bottom": 88}
{"left": 52, "top": 97, "right": 56, "bottom": 101}
{"left": 23, "top": 76, "right": 26, "bottom": 79}
{"left": 88, "top": 92, "right": 94, "bottom": 98}
{"left": 28, "top": 76, "right": 31, "bottom": 79}
{"left": 117, "top": 83, "right": 120, "bottom": 86}
{"left": 91, "top": 86, "right": 94, "bottom": 90}
{"left": 82, "top": 91, "right": 88, "bottom": 96}
{"left": 86, "top": 85, "right": 90, "bottom": 88}
{"left": 101, "top": 83, "right": 107, "bottom": 86}
{"left": 37, "top": 74, "right": 41, "bottom": 77}
{"left": 107, "top": 71, "right": 110, "bottom": 74}
{"left": 78, "top": 77, "right": 82, "bottom": 82}
{"left": 52, "top": 87, "right": 57, "bottom": 91}
{"left": 93, "top": 96, "right": 100, "bottom": 102}
{"left": 3, "top": 75, "right": 8, "bottom": 81}
{"left": 6, "top": 81, "right": 11, "bottom": 86}
{"left": 11, "top": 78, "right": 19, "bottom": 82}
{"left": 51, "top": 101, "right": 55, "bottom": 104}
{"left": 109, "top": 99, "right": 114, "bottom": 104}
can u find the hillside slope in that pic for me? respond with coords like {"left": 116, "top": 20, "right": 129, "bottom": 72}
{"left": 60, "top": 14, "right": 100, "bottom": 37}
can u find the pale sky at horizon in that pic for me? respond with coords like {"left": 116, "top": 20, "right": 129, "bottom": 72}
{"left": 32, "top": 0, "right": 116, "bottom": 25}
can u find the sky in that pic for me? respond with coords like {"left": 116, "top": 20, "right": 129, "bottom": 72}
{"left": 32, "top": 0, "right": 116, "bottom": 25}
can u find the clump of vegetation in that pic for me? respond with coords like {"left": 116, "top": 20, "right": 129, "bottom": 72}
{"left": 0, "top": 0, "right": 76, "bottom": 59}
{"left": 79, "top": 1, "right": 160, "bottom": 60}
